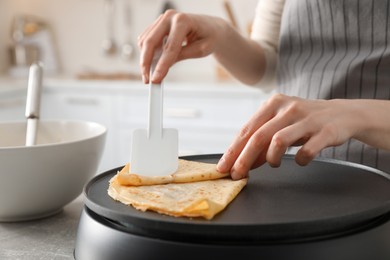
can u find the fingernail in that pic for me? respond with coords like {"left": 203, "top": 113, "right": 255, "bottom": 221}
{"left": 144, "top": 74, "right": 149, "bottom": 84}
{"left": 231, "top": 170, "right": 244, "bottom": 180}
{"left": 217, "top": 157, "right": 228, "bottom": 172}
{"left": 152, "top": 71, "right": 162, "bottom": 83}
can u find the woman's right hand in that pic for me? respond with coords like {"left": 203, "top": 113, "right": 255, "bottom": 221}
{"left": 138, "top": 10, "right": 228, "bottom": 84}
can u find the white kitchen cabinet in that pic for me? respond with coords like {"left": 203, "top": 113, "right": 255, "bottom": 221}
{"left": 0, "top": 79, "right": 272, "bottom": 174}
{"left": 41, "top": 88, "right": 112, "bottom": 125}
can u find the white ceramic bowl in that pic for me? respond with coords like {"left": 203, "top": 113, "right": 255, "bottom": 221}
{"left": 0, "top": 120, "right": 106, "bottom": 221}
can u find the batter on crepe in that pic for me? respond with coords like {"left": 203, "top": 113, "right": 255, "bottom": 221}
{"left": 108, "top": 159, "right": 248, "bottom": 220}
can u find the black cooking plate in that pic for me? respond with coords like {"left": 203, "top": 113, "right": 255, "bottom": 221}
{"left": 84, "top": 154, "right": 390, "bottom": 243}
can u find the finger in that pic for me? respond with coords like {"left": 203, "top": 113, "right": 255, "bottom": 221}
{"left": 217, "top": 141, "right": 243, "bottom": 174}
{"left": 152, "top": 20, "right": 190, "bottom": 83}
{"left": 295, "top": 138, "right": 323, "bottom": 166}
{"left": 229, "top": 95, "right": 309, "bottom": 177}
{"left": 266, "top": 121, "right": 313, "bottom": 167}
{"left": 177, "top": 39, "right": 213, "bottom": 61}
{"left": 295, "top": 126, "right": 336, "bottom": 166}
{"left": 250, "top": 148, "right": 268, "bottom": 170}
{"left": 139, "top": 46, "right": 153, "bottom": 83}
{"left": 139, "top": 16, "right": 175, "bottom": 83}
{"left": 138, "top": 14, "right": 164, "bottom": 48}
{"left": 230, "top": 125, "right": 273, "bottom": 179}
{"left": 217, "top": 97, "right": 284, "bottom": 174}
{"left": 217, "top": 113, "right": 271, "bottom": 173}
{"left": 266, "top": 133, "right": 290, "bottom": 168}
{"left": 231, "top": 110, "right": 297, "bottom": 179}
{"left": 226, "top": 149, "right": 268, "bottom": 180}
{"left": 138, "top": 9, "right": 178, "bottom": 48}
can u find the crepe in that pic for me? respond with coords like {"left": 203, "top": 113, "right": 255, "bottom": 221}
{"left": 108, "top": 175, "right": 247, "bottom": 220}
{"left": 108, "top": 159, "right": 248, "bottom": 219}
{"left": 116, "top": 159, "right": 230, "bottom": 186}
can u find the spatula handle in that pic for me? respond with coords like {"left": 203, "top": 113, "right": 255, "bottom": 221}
{"left": 148, "top": 49, "right": 163, "bottom": 139}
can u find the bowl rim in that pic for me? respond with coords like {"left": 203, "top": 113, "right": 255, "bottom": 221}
{"left": 0, "top": 119, "right": 107, "bottom": 150}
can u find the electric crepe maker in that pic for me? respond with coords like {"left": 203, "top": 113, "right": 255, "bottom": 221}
{"left": 74, "top": 154, "right": 390, "bottom": 260}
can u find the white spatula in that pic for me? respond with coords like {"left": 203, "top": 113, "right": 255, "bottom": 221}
{"left": 130, "top": 49, "right": 178, "bottom": 176}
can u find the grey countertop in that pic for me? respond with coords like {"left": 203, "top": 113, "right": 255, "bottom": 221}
{"left": 0, "top": 196, "right": 84, "bottom": 259}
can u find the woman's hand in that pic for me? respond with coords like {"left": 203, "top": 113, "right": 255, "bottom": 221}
{"left": 138, "top": 10, "right": 267, "bottom": 85}
{"left": 217, "top": 94, "right": 390, "bottom": 180}
{"left": 138, "top": 10, "right": 227, "bottom": 84}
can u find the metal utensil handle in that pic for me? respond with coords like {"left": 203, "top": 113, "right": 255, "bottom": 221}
{"left": 25, "top": 62, "right": 43, "bottom": 119}
{"left": 26, "top": 118, "right": 38, "bottom": 146}
{"left": 25, "top": 62, "right": 43, "bottom": 146}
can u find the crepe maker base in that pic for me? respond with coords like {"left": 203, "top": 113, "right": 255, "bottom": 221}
{"left": 74, "top": 154, "right": 390, "bottom": 260}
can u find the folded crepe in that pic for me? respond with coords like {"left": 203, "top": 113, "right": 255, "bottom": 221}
{"left": 116, "top": 159, "right": 230, "bottom": 186}
{"left": 108, "top": 159, "right": 247, "bottom": 220}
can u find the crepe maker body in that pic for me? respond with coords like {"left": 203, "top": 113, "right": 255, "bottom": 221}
{"left": 74, "top": 154, "right": 390, "bottom": 260}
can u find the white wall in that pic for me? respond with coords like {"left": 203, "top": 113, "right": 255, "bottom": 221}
{"left": 0, "top": 0, "right": 258, "bottom": 80}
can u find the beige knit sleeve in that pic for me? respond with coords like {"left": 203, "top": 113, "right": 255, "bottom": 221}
{"left": 250, "top": 0, "right": 285, "bottom": 89}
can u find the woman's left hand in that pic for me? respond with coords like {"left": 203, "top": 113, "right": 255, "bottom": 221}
{"left": 217, "top": 94, "right": 389, "bottom": 180}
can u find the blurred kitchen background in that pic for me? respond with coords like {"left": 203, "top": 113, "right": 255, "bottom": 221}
{"left": 0, "top": 0, "right": 259, "bottom": 78}
{"left": 0, "top": 0, "right": 272, "bottom": 173}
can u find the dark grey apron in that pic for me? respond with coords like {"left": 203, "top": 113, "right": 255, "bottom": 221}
{"left": 277, "top": 0, "right": 390, "bottom": 174}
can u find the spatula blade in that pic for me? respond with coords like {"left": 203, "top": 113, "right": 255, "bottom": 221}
{"left": 130, "top": 128, "right": 178, "bottom": 176}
